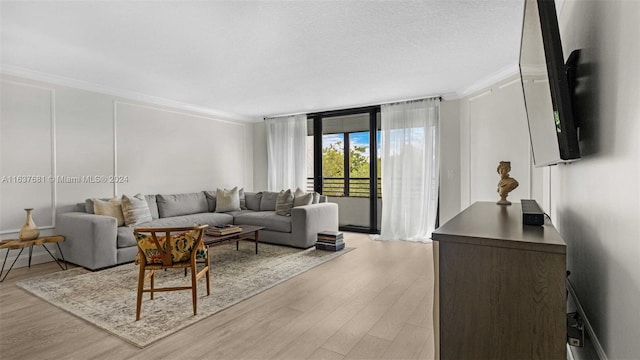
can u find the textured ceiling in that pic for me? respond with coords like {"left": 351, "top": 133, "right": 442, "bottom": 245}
{"left": 1, "top": 1, "right": 526, "bottom": 122}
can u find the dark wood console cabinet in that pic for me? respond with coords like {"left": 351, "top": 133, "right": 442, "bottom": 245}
{"left": 432, "top": 202, "right": 566, "bottom": 360}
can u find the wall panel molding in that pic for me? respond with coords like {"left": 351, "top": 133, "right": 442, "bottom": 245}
{"left": 0, "top": 80, "right": 56, "bottom": 235}
{"left": 461, "top": 75, "right": 534, "bottom": 207}
{"left": 113, "top": 101, "right": 248, "bottom": 196}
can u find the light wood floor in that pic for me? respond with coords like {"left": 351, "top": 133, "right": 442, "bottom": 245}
{"left": 0, "top": 233, "right": 435, "bottom": 360}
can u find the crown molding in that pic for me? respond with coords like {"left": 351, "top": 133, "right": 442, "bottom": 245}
{"left": 440, "top": 92, "right": 460, "bottom": 101}
{"left": 0, "top": 65, "right": 259, "bottom": 123}
{"left": 457, "top": 63, "right": 520, "bottom": 99}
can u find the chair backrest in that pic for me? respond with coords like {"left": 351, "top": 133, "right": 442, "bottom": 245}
{"left": 134, "top": 225, "right": 208, "bottom": 266}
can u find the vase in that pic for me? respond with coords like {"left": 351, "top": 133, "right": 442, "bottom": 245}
{"left": 19, "top": 208, "right": 39, "bottom": 241}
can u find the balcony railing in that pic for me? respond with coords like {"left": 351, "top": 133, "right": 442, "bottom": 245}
{"left": 306, "top": 177, "right": 381, "bottom": 198}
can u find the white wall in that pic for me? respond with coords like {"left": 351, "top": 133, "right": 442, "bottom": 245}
{"left": 439, "top": 99, "right": 461, "bottom": 224}
{"left": 328, "top": 197, "right": 382, "bottom": 229}
{"left": 552, "top": 1, "right": 639, "bottom": 358}
{"left": 457, "top": 1, "right": 640, "bottom": 357}
{"left": 459, "top": 75, "right": 544, "bottom": 210}
{"left": 0, "top": 74, "right": 254, "bottom": 267}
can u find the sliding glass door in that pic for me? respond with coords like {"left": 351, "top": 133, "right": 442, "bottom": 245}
{"left": 307, "top": 107, "right": 381, "bottom": 233}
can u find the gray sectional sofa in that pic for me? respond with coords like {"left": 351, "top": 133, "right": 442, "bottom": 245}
{"left": 56, "top": 190, "right": 339, "bottom": 270}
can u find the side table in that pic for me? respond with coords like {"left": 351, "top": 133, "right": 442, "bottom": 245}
{"left": 0, "top": 235, "right": 67, "bottom": 282}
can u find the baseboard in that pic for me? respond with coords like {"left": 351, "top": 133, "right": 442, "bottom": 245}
{"left": 567, "top": 343, "right": 575, "bottom": 360}
{"left": 567, "top": 279, "right": 608, "bottom": 360}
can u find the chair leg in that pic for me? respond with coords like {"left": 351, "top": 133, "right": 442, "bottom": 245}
{"left": 136, "top": 264, "right": 146, "bottom": 321}
{"left": 205, "top": 256, "right": 211, "bottom": 296}
{"left": 150, "top": 270, "right": 155, "bottom": 300}
{"left": 191, "top": 265, "right": 198, "bottom": 316}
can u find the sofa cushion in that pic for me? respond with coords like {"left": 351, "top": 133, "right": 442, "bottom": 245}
{"left": 245, "top": 192, "right": 262, "bottom": 211}
{"left": 275, "top": 189, "right": 294, "bottom": 216}
{"left": 260, "top": 191, "right": 279, "bottom": 211}
{"left": 117, "top": 226, "right": 137, "bottom": 248}
{"left": 226, "top": 209, "right": 257, "bottom": 217}
{"left": 233, "top": 211, "right": 291, "bottom": 233}
{"left": 85, "top": 198, "right": 110, "bottom": 214}
{"left": 93, "top": 198, "right": 125, "bottom": 226}
{"left": 121, "top": 194, "right": 153, "bottom": 226}
{"left": 204, "top": 191, "right": 217, "bottom": 212}
{"left": 145, "top": 194, "right": 159, "bottom": 219}
{"left": 215, "top": 187, "right": 241, "bottom": 212}
{"left": 146, "top": 212, "right": 233, "bottom": 228}
{"left": 157, "top": 192, "right": 208, "bottom": 218}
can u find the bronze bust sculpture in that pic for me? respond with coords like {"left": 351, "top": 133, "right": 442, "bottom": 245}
{"left": 497, "top": 161, "right": 518, "bottom": 205}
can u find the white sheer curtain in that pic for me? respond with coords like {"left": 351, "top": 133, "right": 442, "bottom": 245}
{"left": 377, "top": 98, "right": 440, "bottom": 242}
{"left": 265, "top": 114, "right": 307, "bottom": 191}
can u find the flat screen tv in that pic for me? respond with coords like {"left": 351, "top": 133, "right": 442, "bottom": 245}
{"left": 519, "top": 0, "right": 580, "bottom": 167}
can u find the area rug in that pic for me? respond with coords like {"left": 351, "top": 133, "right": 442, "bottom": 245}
{"left": 17, "top": 242, "right": 352, "bottom": 348}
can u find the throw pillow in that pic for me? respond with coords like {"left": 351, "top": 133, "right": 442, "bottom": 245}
{"left": 245, "top": 192, "right": 262, "bottom": 211}
{"left": 85, "top": 199, "right": 95, "bottom": 214}
{"left": 215, "top": 187, "right": 241, "bottom": 212}
{"left": 205, "top": 188, "right": 247, "bottom": 211}
{"left": 93, "top": 198, "right": 125, "bottom": 226}
{"left": 275, "top": 189, "right": 294, "bottom": 216}
{"left": 145, "top": 194, "right": 159, "bottom": 219}
{"left": 293, "top": 188, "right": 314, "bottom": 207}
{"left": 204, "top": 191, "right": 217, "bottom": 212}
{"left": 135, "top": 229, "right": 207, "bottom": 264}
{"left": 85, "top": 197, "right": 110, "bottom": 214}
{"left": 156, "top": 192, "right": 208, "bottom": 218}
{"left": 260, "top": 191, "right": 279, "bottom": 211}
{"left": 237, "top": 188, "right": 247, "bottom": 210}
{"left": 121, "top": 193, "right": 153, "bottom": 226}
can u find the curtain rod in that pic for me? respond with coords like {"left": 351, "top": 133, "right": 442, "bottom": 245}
{"left": 263, "top": 94, "right": 442, "bottom": 120}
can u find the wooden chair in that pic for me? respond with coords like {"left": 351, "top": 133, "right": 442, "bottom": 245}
{"left": 133, "top": 225, "right": 210, "bottom": 321}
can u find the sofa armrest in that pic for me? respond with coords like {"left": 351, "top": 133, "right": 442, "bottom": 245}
{"left": 291, "top": 202, "right": 339, "bottom": 248}
{"left": 56, "top": 212, "right": 118, "bottom": 270}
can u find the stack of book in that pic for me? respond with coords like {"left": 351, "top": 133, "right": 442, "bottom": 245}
{"left": 206, "top": 224, "right": 242, "bottom": 236}
{"left": 315, "top": 230, "right": 345, "bottom": 251}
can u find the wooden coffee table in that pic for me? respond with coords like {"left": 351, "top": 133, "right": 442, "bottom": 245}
{"left": 203, "top": 225, "right": 264, "bottom": 254}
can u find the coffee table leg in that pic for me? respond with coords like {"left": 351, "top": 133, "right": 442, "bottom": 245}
{"left": 41, "top": 244, "right": 66, "bottom": 271}
{"left": 0, "top": 248, "right": 24, "bottom": 282}
{"left": 55, "top": 242, "right": 68, "bottom": 270}
{"left": 236, "top": 241, "right": 239, "bottom": 251}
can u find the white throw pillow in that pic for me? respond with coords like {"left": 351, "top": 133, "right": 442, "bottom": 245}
{"left": 294, "top": 188, "right": 320, "bottom": 204}
{"left": 293, "top": 188, "right": 313, "bottom": 207}
{"left": 227, "top": 187, "right": 247, "bottom": 210}
{"left": 215, "top": 187, "right": 241, "bottom": 213}
{"left": 93, "top": 198, "right": 125, "bottom": 226}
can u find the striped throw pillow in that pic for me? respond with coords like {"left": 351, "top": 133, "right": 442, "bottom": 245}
{"left": 275, "top": 189, "right": 294, "bottom": 216}
{"left": 121, "top": 193, "right": 153, "bottom": 226}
